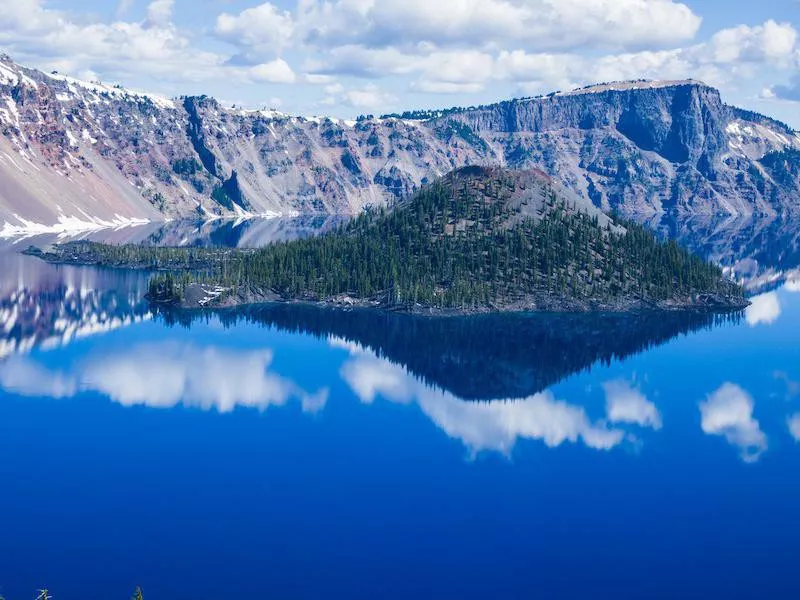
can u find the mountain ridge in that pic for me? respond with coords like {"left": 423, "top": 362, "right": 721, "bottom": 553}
{"left": 0, "top": 54, "right": 798, "bottom": 233}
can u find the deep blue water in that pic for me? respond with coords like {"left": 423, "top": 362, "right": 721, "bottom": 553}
{"left": 1, "top": 224, "right": 800, "bottom": 600}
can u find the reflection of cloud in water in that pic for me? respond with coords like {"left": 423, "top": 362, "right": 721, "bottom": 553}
{"left": 603, "top": 379, "right": 662, "bottom": 430}
{"left": 0, "top": 343, "right": 328, "bottom": 414}
{"left": 784, "top": 278, "right": 800, "bottom": 293}
{"left": 745, "top": 292, "right": 781, "bottom": 326}
{"left": 0, "top": 355, "right": 77, "bottom": 399}
{"left": 788, "top": 414, "right": 800, "bottom": 442}
{"left": 699, "top": 383, "right": 767, "bottom": 463}
{"left": 337, "top": 342, "right": 626, "bottom": 455}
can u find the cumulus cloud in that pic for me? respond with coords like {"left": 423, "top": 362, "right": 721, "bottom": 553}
{"left": 0, "top": 0, "right": 301, "bottom": 88}
{"left": 0, "top": 1, "right": 796, "bottom": 112}
{"left": 603, "top": 379, "right": 662, "bottom": 430}
{"left": 0, "top": 0, "right": 226, "bottom": 82}
{"left": 247, "top": 59, "right": 297, "bottom": 84}
{"left": 297, "top": 0, "right": 701, "bottom": 52}
{"left": 145, "top": 0, "right": 174, "bottom": 28}
{"left": 0, "top": 342, "right": 328, "bottom": 414}
{"left": 699, "top": 383, "right": 767, "bottom": 462}
{"left": 335, "top": 84, "right": 397, "bottom": 109}
{"left": 745, "top": 291, "right": 781, "bottom": 326}
{"left": 304, "top": 18, "right": 798, "bottom": 98}
{"left": 215, "top": 2, "right": 295, "bottom": 64}
{"left": 338, "top": 344, "right": 626, "bottom": 455}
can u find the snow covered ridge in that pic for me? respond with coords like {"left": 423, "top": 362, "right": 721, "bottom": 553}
{"left": 0, "top": 213, "right": 152, "bottom": 239}
{"left": 0, "top": 54, "right": 175, "bottom": 109}
{"left": 45, "top": 71, "right": 176, "bottom": 110}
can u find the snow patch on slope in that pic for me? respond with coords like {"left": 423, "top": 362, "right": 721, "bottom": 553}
{"left": 726, "top": 120, "right": 800, "bottom": 159}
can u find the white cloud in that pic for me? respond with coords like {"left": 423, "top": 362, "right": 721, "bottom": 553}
{"left": 339, "top": 346, "right": 625, "bottom": 455}
{"left": 145, "top": 0, "right": 174, "bottom": 28}
{"left": 302, "top": 18, "right": 797, "bottom": 100}
{"left": 0, "top": 343, "right": 328, "bottom": 414}
{"left": 495, "top": 20, "right": 798, "bottom": 92}
{"left": 704, "top": 20, "right": 797, "bottom": 65}
{"left": 411, "top": 81, "right": 485, "bottom": 94}
{"left": 0, "top": 0, "right": 306, "bottom": 88}
{"left": 0, "top": 0, "right": 226, "bottom": 82}
{"left": 298, "top": 0, "right": 701, "bottom": 53}
{"left": 699, "top": 383, "right": 767, "bottom": 463}
{"left": 341, "top": 84, "right": 397, "bottom": 109}
{"left": 603, "top": 379, "right": 662, "bottom": 430}
{"left": 215, "top": 2, "right": 295, "bottom": 63}
{"left": 304, "top": 45, "right": 420, "bottom": 78}
{"left": 247, "top": 59, "right": 297, "bottom": 84}
{"left": 0, "top": 1, "right": 796, "bottom": 113}
{"left": 304, "top": 73, "right": 336, "bottom": 84}
{"left": 745, "top": 291, "right": 781, "bottom": 326}
{"left": 324, "top": 82, "right": 345, "bottom": 95}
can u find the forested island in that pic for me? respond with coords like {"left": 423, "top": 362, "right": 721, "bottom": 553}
{"left": 26, "top": 167, "right": 747, "bottom": 314}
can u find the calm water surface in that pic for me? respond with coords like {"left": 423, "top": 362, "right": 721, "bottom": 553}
{"left": 1, "top": 220, "right": 799, "bottom": 599}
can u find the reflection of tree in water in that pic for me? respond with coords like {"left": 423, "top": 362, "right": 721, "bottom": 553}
{"left": 157, "top": 304, "right": 741, "bottom": 400}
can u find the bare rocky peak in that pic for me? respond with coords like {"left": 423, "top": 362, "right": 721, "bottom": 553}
{"left": 0, "top": 56, "right": 798, "bottom": 235}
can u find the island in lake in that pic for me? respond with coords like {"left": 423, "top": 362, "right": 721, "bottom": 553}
{"left": 26, "top": 167, "right": 747, "bottom": 314}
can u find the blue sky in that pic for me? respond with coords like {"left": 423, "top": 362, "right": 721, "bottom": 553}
{"left": 1, "top": 0, "right": 798, "bottom": 125}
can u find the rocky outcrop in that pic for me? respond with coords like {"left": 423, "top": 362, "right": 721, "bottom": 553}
{"left": 0, "top": 57, "right": 798, "bottom": 232}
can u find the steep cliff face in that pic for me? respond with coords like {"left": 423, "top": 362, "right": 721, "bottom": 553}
{"left": 0, "top": 56, "right": 798, "bottom": 232}
{"left": 442, "top": 81, "right": 800, "bottom": 216}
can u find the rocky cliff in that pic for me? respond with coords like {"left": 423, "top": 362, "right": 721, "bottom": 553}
{"left": 0, "top": 56, "right": 798, "bottom": 233}
{"left": 443, "top": 81, "right": 800, "bottom": 216}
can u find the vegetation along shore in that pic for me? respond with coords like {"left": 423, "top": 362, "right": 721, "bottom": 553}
{"left": 25, "top": 167, "right": 748, "bottom": 315}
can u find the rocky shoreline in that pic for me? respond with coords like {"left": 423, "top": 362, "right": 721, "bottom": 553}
{"left": 147, "top": 282, "right": 750, "bottom": 316}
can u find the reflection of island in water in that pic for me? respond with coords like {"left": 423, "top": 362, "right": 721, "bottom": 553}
{"left": 7, "top": 213, "right": 787, "bottom": 369}
{"left": 158, "top": 304, "right": 739, "bottom": 401}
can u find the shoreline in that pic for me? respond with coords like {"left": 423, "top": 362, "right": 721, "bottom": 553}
{"left": 147, "top": 282, "right": 750, "bottom": 316}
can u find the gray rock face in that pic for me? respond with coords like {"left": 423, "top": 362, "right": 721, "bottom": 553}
{"left": 445, "top": 81, "right": 800, "bottom": 216}
{"left": 0, "top": 57, "right": 798, "bottom": 232}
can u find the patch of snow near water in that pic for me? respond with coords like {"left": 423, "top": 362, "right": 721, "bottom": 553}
{"left": 230, "top": 204, "right": 296, "bottom": 220}
{"left": 197, "top": 285, "right": 229, "bottom": 307}
{"left": 0, "top": 213, "right": 152, "bottom": 239}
